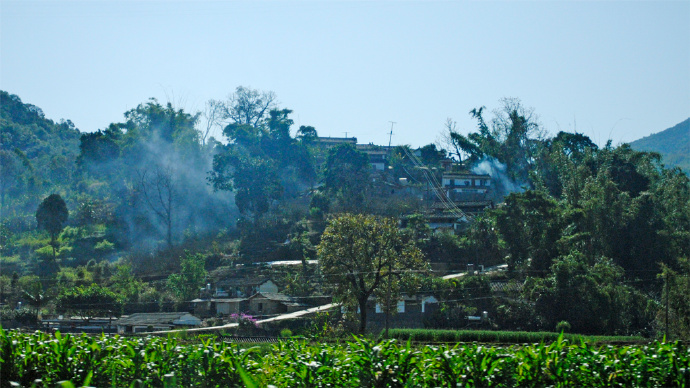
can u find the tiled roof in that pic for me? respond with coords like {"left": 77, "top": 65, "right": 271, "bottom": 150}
{"left": 211, "top": 298, "right": 246, "bottom": 303}
{"left": 250, "top": 292, "right": 296, "bottom": 303}
{"left": 116, "top": 312, "right": 199, "bottom": 326}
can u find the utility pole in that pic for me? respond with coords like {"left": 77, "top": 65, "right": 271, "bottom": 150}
{"left": 385, "top": 263, "right": 392, "bottom": 339}
{"left": 388, "top": 121, "right": 396, "bottom": 149}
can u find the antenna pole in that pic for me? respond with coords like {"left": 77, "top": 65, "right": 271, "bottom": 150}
{"left": 388, "top": 121, "right": 396, "bottom": 149}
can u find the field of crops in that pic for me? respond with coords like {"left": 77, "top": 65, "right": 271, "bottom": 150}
{"left": 1, "top": 328, "right": 688, "bottom": 387}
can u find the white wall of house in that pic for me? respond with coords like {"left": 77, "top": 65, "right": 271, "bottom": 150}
{"left": 258, "top": 280, "right": 278, "bottom": 294}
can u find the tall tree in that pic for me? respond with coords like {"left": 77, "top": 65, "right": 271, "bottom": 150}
{"left": 323, "top": 144, "right": 371, "bottom": 212}
{"left": 493, "top": 190, "right": 563, "bottom": 273}
{"left": 318, "top": 214, "right": 424, "bottom": 334}
{"left": 224, "top": 86, "right": 277, "bottom": 128}
{"left": 166, "top": 252, "right": 207, "bottom": 303}
{"left": 136, "top": 165, "right": 176, "bottom": 247}
{"left": 36, "top": 194, "right": 68, "bottom": 261}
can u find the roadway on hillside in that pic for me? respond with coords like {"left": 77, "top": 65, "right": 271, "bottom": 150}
{"left": 141, "top": 303, "right": 340, "bottom": 335}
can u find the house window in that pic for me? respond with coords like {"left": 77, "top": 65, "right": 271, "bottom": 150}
{"left": 485, "top": 180, "right": 491, "bottom": 186}
{"left": 397, "top": 301, "right": 405, "bottom": 313}
{"left": 375, "top": 303, "right": 382, "bottom": 313}
{"left": 442, "top": 178, "right": 450, "bottom": 186}
{"left": 258, "top": 303, "right": 263, "bottom": 312}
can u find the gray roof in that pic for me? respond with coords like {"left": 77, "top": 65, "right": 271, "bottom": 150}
{"left": 212, "top": 298, "right": 246, "bottom": 303}
{"left": 116, "top": 312, "right": 199, "bottom": 326}
{"left": 250, "top": 292, "right": 296, "bottom": 303}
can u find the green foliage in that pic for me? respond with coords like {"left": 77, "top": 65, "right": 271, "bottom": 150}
{"left": 56, "top": 283, "right": 123, "bottom": 318}
{"left": 209, "top": 90, "right": 316, "bottom": 222}
{"left": 318, "top": 214, "right": 425, "bottom": 333}
{"left": 388, "top": 328, "right": 644, "bottom": 344}
{"left": 35, "top": 193, "right": 69, "bottom": 260}
{"left": 659, "top": 257, "right": 690, "bottom": 339}
{"left": 555, "top": 320, "right": 571, "bottom": 333}
{"left": 93, "top": 239, "right": 114, "bottom": 253}
{"left": 1, "top": 330, "right": 686, "bottom": 387}
{"left": 524, "top": 253, "right": 656, "bottom": 335}
{"left": 493, "top": 190, "right": 563, "bottom": 272}
{"left": 279, "top": 328, "right": 293, "bottom": 338}
{"left": 322, "top": 144, "right": 371, "bottom": 212}
{"left": 166, "top": 252, "right": 207, "bottom": 303}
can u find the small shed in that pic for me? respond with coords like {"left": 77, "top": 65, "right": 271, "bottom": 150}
{"left": 116, "top": 312, "right": 201, "bottom": 334}
{"left": 213, "top": 298, "right": 247, "bottom": 316}
{"left": 247, "top": 292, "right": 306, "bottom": 316}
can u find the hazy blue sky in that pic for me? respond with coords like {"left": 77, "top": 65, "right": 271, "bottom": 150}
{"left": 2, "top": 1, "right": 688, "bottom": 148}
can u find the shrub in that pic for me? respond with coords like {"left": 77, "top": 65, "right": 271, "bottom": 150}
{"left": 280, "top": 328, "right": 293, "bottom": 338}
{"left": 556, "top": 320, "right": 571, "bottom": 333}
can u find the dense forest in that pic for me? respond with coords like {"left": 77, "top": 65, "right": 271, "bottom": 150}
{"left": 1, "top": 88, "right": 688, "bottom": 338}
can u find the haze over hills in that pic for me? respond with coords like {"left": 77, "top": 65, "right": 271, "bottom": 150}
{"left": 629, "top": 118, "right": 690, "bottom": 174}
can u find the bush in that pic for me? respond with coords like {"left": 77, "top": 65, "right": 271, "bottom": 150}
{"left": 556, "top": 320, "right": 571, "bottom": 333}
{"left": 280, "top": 328, "right": 293, "bottom": 338}
{"left": 388, "top": 328, "right": 646, "bottom": 344}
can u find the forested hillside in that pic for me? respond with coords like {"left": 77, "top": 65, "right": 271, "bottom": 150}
{"left": 630, "top": 118, "right": 690, "bottom": 174}
{"left": 1, "top": 90, "right": 688, "bottom": 339}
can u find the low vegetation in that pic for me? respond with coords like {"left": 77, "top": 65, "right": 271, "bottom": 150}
{"left": 1, "top": 328, "right": 688, "bottom": 387}
{"left": 387, "top": 328, "right": 646, "bottom": 344}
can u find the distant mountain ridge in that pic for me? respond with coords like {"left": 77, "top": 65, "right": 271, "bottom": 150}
{"left": 629, "top": 118, "right": 690, "bottom": 174}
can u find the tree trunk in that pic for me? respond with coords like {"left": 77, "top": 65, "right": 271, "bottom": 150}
{"left": 167, "top": 215, "right": 172, "bottom": 247}
{"left": 51, "top": 235, "right": 57, "bottom": 261}
{"left": 358, "top": 297, "right": 368, "bottom": 334}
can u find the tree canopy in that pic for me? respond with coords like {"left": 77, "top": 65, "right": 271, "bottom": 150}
{"left": 36, "top": 194, "right": 68, "bottom": 260}
{"left": 318, "top": 214, "right": 425, "bottom": 333}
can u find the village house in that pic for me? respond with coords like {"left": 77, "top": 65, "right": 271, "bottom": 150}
{"left": 213, "top": 277, "right": 278, "bottom": 298}
{"left": 313, "top": 136, "right": 357, "bottom": 150}
{"left": 116, "top": 312, "right": 201, "bottom": 334}
{"left": 247, "top": 292, "right": 307, "bottom": 316}
{"left": 343, "top": 295, "right": 439, "bottom": 329}
{"left": 191, "top": 297, "right": 248, "bottom": 318}
{"left": 368, "top": 295, "right": 439, "bottom": 329}
{"left": 356, "top": 143, "right": 390, "bottom": 171}
{"left": 40, "top": 316, "right": 117, "bottom": 334}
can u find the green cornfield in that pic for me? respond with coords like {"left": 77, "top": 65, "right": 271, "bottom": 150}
{"left": 387, "top": 328, "right": 647, "bottom": 344}
{"left": 1, "top": 328, "right": 688, "bottom": 387}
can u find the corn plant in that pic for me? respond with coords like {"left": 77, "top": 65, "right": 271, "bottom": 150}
{"left": 1, "top": 328, "right": 687, "bottom": 387}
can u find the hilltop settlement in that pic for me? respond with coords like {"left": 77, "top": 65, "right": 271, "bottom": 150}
{"left": 1, "top": 88, "right": 689, "bottom": 339}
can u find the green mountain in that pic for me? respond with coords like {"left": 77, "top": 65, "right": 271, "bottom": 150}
{"left": 629, "top": 118, "right": 690, "bottom": 174}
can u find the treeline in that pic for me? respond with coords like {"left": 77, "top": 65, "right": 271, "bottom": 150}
{"left": 0, "top": 89, "right": 688, "bottom": 338}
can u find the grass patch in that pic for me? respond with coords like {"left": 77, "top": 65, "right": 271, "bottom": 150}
{"left": 388, "top": 328, "right": 647, "bottom": 344}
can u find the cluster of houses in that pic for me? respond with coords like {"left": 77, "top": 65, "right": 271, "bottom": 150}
{"left": 36, "top": 275, "right": 445, "bottom": 334}
{"left": 190, "top": 277, "right": 312, "bottom": 318}
{"left": 31, "top": 139, "right": 500, "bottom": 335}
{"left": 315, "top": 136, "right": 495, "bottom": 221}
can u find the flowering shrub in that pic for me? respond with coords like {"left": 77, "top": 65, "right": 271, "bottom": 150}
{"left": 229, "top": 313, "right": 260, "bottom": 335}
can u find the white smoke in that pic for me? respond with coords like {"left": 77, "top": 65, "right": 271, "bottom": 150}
{"left": 471, "top": 157, "right": 526, "bottom": 202}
